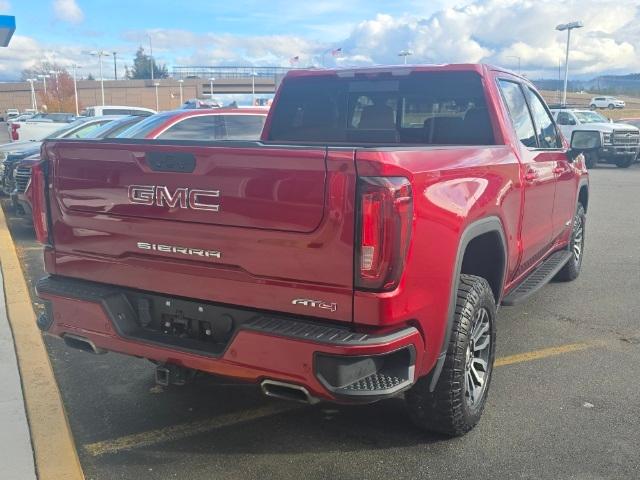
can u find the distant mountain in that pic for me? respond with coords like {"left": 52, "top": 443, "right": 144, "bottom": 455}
{"left": 533, "top": 73, "right": 640, "bottom": 95}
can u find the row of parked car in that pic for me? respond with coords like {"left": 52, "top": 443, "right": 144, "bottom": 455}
{"left": 0, "top": 105, "right": 269, "bottom": 222}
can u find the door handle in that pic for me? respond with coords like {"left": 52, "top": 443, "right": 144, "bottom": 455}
{"left": 524, "top": 170, "right": 537, "bottom": 182}
{"left": 553, "top": 166, "right": 565, "bottom": 174}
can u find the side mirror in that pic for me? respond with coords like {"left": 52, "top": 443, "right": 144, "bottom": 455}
{"left": 569, "top": 130, "right": 601, "bottom": 161}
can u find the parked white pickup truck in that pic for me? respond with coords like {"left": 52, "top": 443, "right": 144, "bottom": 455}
{"left": 9, "top": 112, "right": 77, "bottom": 142}
{"left": 551, "top": 108, "right": 639, "bottom": 168}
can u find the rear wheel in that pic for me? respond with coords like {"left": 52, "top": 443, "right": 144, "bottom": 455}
{"left": 615, "top": 156, "right": 633, "bottom": 168}
{"left": 555, "top": 203, "right": 586, "bottom": 282}
{"left": 406, "top": 274, "right": 496, "bottom": 437}
{"left": 589, "top": 104, "right": 597, "bottom": 110}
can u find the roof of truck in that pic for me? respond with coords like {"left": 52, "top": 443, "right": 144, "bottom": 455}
{"left": 283, "top": 63, "right": 523, "bottom": 80}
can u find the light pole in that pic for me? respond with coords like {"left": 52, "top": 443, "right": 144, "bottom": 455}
{"left": 154, "top": 82, "right": 160, "bottom": 111}
{"left": 72, "top": 64, "right": 81, "bottom": 116}
{"left": 148, "top": 34, "right": 154, "bottom": 81}
{"left": 398, "top": 50, "right": 413, "bottom": 64}
{"left": 177, "top": 79, "right": 184, "bottom": 105}
{"left": 507, "top": 55, "right": 521, "bottom": 75}
{"left": 209, "top": 77, "right": 215, "bottom": 100}
{"left": 26, "top": 78, "right": 38, "bottom": 111}
{"left": 250, "top": 71, "right": 258, "bottom": 106}
{"left": 556, "top": 21, "right": 584, "bottom": 106}
{"left": 86, "top": 50, "right": 112, "bottom": 106}
{"left": 112, "top": 51, "right": 118, "bottom": 80}
{"left": 37, "top": 74, "right": 50, "bottom": 95}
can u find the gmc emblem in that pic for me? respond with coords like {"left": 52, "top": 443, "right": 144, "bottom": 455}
{"left": 128, "top": 185, "right": 220, "bottom": 212}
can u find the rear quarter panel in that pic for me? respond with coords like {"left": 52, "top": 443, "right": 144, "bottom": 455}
{"left": 354, "top": 145, "right": 521, "bottom": 374}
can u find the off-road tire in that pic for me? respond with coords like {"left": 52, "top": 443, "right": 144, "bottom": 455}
{"left": 615, "top": 156, "right": 633, "bottom": 168}
{"left": 584, "top": 152, "right": 598, "bottom": 169}
{"left": 406, "top": 274, "right": 496, "bottom": 437}
{"left": 555, "top": 203, "right": 586, "bottom": 282}
{"left": 589, "top": 104, "right": 596, "bottom": 110}
{"left": 608, "top": 104, "right": 615, "bottom": 109}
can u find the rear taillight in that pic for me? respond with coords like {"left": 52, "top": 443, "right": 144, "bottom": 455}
{"left": 30, "top": 160, "right": 50, "bottom": 245}
{"left": 10, "top": 123, "right": 20, "bottom": 141}
{"left": 355, "top": 177, "right": 413, "bottom": 291}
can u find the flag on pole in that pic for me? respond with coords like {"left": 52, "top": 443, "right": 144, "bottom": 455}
{"left": 289, "top": 55, "right": 300, "bottom": 65}
{"left": 331, "top": 47, "right": 343, "bottom": 57}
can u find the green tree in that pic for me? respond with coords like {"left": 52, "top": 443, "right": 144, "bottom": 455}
{"left": 128, "top": 47, "right": 168, "bottom": 79}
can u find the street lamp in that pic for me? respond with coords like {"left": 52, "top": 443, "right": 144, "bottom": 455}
{"left": 71, "top": 64, "right": 81, "bottom": 116}
{"left": 26, "top": 78, "right": 38, "bottom": 111}
{"left": 556, "top": 21, "right": 584, "bottom": 106}
{"left": 209, "top": 77, "right": 215, "bottom": 100}
{"left": 154, "top": 82, "right": 160, "bottom": 111}
{"left": 148, "top": 34, "right": 154, "bottom": 81}
{"left": 398, "top": 50, "right": 413, "bottom": 64}
{"left": 177, "top": 79, "right": 184, "bottom": 105}
{"left": 85, "top": 50, "right": 112, "bottom": 106}
{"left": 37, "top": 74, "right": 50, "bottom": 95}
{"left": 250, "top": 71, "right": 258, "bottom": 106}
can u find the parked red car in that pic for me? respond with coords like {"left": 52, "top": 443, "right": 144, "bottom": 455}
{"left": 35, "top": 64, "right": 596, "bottom": 436}
{"left": 117, "top": 107, "right": 269, "bottom": 140}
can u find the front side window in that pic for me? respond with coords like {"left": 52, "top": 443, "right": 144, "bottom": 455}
{"left": 556, "top": 112, "right": 575, "bottom": 126}
{"left": 524, "top": 88, "right": 560, "bottom": 149}
{"left": 497, "top": 80, "right": 536, "bottom": 148}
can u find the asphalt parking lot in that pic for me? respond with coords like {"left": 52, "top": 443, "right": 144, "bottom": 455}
{"left": 2, "top": 127, "right": 639, "bottom": 479}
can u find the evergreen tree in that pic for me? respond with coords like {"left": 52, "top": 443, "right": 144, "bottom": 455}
{"left": 128, "top": 47, "right": 169, "bottom": 79}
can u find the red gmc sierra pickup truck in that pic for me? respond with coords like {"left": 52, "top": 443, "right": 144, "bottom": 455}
{"left": 34, "top": 64, "right": 598, "bottom": 436}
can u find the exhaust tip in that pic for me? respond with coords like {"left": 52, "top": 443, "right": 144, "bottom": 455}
{"left": 62, "top": 333, "right": 106, "bottom": 355}
{"left": 261, "top": 380, "right": 318, "bottom": 404}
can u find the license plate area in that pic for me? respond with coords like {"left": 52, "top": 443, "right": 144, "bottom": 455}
{"left": 103, "top": 291, "right": 260, "bottom": 356}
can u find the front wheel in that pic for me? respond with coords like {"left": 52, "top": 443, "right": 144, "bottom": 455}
{"left": 615, "top": 156, "right": 633, "bottom": 168}
{"left": 406, "top": 274, "right": 496, "bottom": 437}
{"left": 555, "top": 203, "right": 586, "bottom": 282}
{"left": 584, "top": 151, "right": 598, "bottom": 169}
{"left": 608, "top": 104, "right": 615, "bottom": 109}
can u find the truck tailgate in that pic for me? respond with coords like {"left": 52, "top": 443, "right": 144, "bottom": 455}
{"left": 45, "top": 141, "right": 357, "bottom": 322}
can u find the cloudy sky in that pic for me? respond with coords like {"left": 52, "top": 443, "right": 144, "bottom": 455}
{"left": 0, "top": 0, "right": 638, "bottom": 81}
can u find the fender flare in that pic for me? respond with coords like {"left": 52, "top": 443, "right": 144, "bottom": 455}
{"left": 576, "top": 179, "right": 589, "bottom": 211}
{"left": 428, "top": 216, "right": 507, "bottom": 392}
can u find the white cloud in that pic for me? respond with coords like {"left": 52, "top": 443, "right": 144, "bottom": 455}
{"left": 1, "top": 0, "right": 639, "bottom": 80}
{"left": 335, "top": 0, "right": 640, "bottom": 76}
{"left": 0, "top": 1, "right": 11, "bottom": 13}
{"left": 53, "top": 0, "right": 84, "bottom": 24}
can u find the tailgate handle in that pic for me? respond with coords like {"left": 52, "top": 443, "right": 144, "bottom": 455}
{"left": 146, "top": 152, "right": 196, "bottom": 173}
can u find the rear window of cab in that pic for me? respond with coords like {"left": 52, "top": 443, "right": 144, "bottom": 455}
{"left": 267, "top": 71, "right": 495, "bottom": 146}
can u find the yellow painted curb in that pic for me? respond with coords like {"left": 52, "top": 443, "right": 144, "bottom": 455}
{"left": 0, "top": 207, "right": 84, "bottom": 480}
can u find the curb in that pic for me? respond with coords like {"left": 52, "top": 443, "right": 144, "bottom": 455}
{"left": 0, "top": 206, "right": 84, "bottom": 480}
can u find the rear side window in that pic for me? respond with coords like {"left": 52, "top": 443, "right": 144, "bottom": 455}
{"left": 268, "top": 71, "right": 494, "bottom": 145}
{"left": 219, "top": 115, "right": 266, "bottom": 140}
{"left": 157, "top": 115, "right": 222, "bottom": 141}
{"left": 497, "top": 80, "right": 536, "bottom": 148}
{"left": 524, "top": 88, "right": 560, "bottom": 148}
{"left": 103, "top": 108, "right": 129, "bottom": 115}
